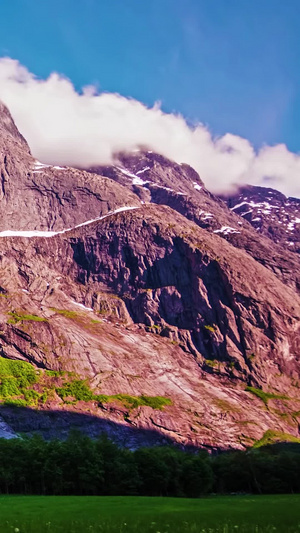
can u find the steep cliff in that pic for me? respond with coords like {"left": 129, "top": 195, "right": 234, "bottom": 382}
{"left": 0, "top": 102, "right": 299, "bottom": 450}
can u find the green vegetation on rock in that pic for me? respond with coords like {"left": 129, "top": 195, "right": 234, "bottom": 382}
{"left": 245, "top": 386, "right": 288, "bottom": 406}
{"left": 100, "top": 394, "right": 172, "bottom": 410}
{"left": 205, "top": 359, "right": 218, "bottom": 368}
{"left": 45, "top": 370, "right": 66, "bottom": 378}
{"left": 56, "top": 380, "right": 172, "bottom": 410}
{"left": 56, "top": 379, "right": 95, "bottom": 402}
{"left": 7, "top": 311, "right": 48, "bottom": 324}
{"left": 0, "top": 357, "right": 45, "bottom": 407}
{"left": 253, "top": 429, "right": 300, "bottom": 448}
{"left": 50, "top": 308, "right": 78, "bottom": 319}
{"left": 0, "top": 357, "right": 171, "bottom": 411}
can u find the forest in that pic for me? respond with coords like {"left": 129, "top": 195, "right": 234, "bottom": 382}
{"left": 0, "top": 432, "right": 299, "bottom": 496}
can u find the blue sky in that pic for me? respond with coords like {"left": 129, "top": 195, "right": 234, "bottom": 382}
{"left": 0, "top": 0, "right": 300, "bottom": 151}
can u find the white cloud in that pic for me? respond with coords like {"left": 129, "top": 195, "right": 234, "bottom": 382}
{"left": 0, "top": 57, "right": 299, "bottom": 197}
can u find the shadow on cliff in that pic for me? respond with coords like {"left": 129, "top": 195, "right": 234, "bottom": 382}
{"left": 1, "top": 406, "right": 299, "bottom": 456}
{"left": 69, "top": 236, "right": 247, "bottom": 361}
{"left": 0, "top": 404, "right": 201, "bottom": 450}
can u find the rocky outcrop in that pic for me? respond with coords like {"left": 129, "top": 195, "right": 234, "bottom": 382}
{"left": 221, "top": 185, "right": 300, "bottom": 254}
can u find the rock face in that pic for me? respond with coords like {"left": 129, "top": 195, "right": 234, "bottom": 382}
{"left": 0, "top": 102, "right": 299, "bottom": 450}
{"left": 0, "top": 103, "right": 140, "bottom": 231}
{"left": 88, "top": 152, "right": 300, "bottom": 293}
{"left": 220, "top": 185, "right": 300, "bottom": 254}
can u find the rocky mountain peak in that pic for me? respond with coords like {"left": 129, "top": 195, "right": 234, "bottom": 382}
{"left": 0, "top": 101, "right": 30, "bottom": 152}
{"left": 221, "top": 185, "right": 300, "bottom": 254}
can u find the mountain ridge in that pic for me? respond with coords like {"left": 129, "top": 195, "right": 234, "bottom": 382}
{"left": 0, "top": 101, "right": 299, "bottom": 450}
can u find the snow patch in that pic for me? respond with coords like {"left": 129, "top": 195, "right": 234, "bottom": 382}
{"left": 132, "top": 176, "right": 149, "bottom": 186}
{"left": 214, "top": 226, "right": 240, "bottom": 235}
{"left": 199, "top": 210, "right": 213, "bottom": 220}
{"left": 71, "top": 300, "right": 93, "bottom": 312}
{"left": 33, "top": 161, "right": 66, "bottom": 172}
{"left": 151, "top": 184, "right": 173, "bottom": 192}
{"left": 193, "top": 182, "right": 202, "bottom": 191}
{"left": 33, "top": 160, "right": 51, "bottom": 169}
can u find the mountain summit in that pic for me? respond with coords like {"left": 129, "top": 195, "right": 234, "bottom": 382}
{"left": 0, "top": 102, "right": 299, "bottom": 450}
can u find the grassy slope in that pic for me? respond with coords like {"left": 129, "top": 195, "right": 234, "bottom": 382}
{"left": 0, "top": 495, "right": 299, "bottom": 532}
{"left": 0, "top": 356, "right": 171, "bottom": 410}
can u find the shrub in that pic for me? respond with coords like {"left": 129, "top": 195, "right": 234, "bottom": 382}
{"left": 56, "top": 380, "right": 94, "bottom": 402}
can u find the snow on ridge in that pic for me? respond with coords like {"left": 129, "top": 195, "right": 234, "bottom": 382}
{"left": 33, "top": 160, "right": 66, "bottom": 172}
{"left": 116, "top": 167, "right": 138, "bottom": 179}
{"left": 231, "top": 200, "right": 279, "bottom": 212}
{"left": 230, "top": 201, "right": 249, "bottom": 211}
{"left": 0, "top": 230, "right": 58, "bottom": 238}
{"left": 136, "top": 167, "right": 150, "bottom": 175}
{"left": 73, "top": 206, "right": 140, "bottom": 231}
{"left": 116, "top": 166, "right": 189, "bottom": 196}
{"left": 117, "top": 166, "right": 150, "bottom": 186}
{"left": 0, "top": 206, "right": 141, "bottom": 239}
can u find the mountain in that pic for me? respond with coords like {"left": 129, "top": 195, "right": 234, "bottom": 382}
{"left": 220, "top": 185, "right": 300, "bottom": 254}
{"left": 0, "top": 102, "right": 299, "bottom": 450}
{"left": 87, "top": 153, "right": 300, "bottom": 293}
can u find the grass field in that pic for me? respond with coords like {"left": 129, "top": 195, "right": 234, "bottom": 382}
{"left": 0, "top": 494, "right": 299, "bottom": 533}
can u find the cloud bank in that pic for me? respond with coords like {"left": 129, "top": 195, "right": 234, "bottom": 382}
{"left": 0, "top": 57, "right": 299, "bottom": 197}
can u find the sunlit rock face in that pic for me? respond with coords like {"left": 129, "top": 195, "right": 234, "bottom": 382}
{"left": 0, "top": 101, "right": 299, "bottom": 450}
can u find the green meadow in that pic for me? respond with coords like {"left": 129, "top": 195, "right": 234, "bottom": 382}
{"left": 0, "top": 494, "right": 299, "bottom": 533}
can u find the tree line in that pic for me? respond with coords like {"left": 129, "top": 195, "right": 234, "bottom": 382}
{"left": 0, "top": 432, "right": 299, "bottom": 496}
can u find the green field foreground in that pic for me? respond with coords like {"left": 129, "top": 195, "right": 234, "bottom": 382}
{"left": 0, "top": 494, "right": 299, "bottom": 533}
